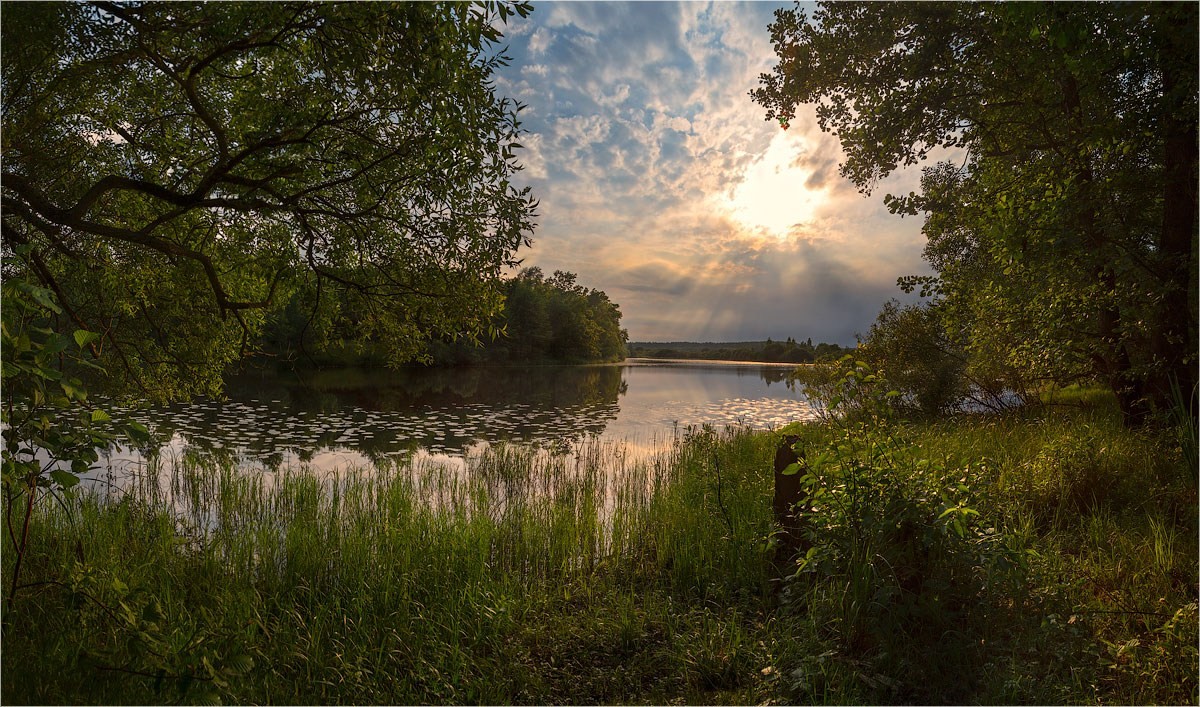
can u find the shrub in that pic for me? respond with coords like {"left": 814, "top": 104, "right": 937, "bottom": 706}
{"left": 857, "top": 300, "right": 968, "bottom": 417}
{"left": 776, "top": 359, "right": 1027, "bottom": 702}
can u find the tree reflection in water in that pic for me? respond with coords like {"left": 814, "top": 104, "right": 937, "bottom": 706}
{"left": 100, "top": 362, "right": 812, "bottom": 475}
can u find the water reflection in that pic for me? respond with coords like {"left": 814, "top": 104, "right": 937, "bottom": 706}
{"left": 102, "top": 360, "right": 814, "bottom": 475}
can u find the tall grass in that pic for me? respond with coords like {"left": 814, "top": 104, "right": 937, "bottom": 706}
{"left": 2, "top": 427, "right": 780, "bottom": 705}
{"left": 2, "top": 398, "right": 1196, "bottom": 705}
{"left": 859, "top": 400, "right": 1199, "bottom": 705}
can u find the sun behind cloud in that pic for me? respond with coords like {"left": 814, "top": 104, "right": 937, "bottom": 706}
{"left": 719, "top": 130, "right": 832, "bottom": 242}
{"left": 492, "top": 2, "right": 932, "bottom": 342}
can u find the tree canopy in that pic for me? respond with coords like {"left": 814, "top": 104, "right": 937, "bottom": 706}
{"left": 2, "top": 1, "right": 537, "bottom": 402}
{"left": 261, "top": 267, "right": 629, "bottom": 366}
{"left": 754, "top": 2, "right": 1197, "bottom": 423}
{"left": 423, "top": 267, "right": 629, "bottom": 365}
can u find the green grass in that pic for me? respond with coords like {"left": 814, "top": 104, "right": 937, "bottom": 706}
{"left": 2, "top": 429, "right": 782, "bottom": 704}
{"left": 852, "top": 402, "right": 1197, "bottom": 705}
{"left": 2, "top": 397, "right": 1196, "bottom": 705}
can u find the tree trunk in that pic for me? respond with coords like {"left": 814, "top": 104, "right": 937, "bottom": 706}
{"left": 1149, "top": 9, "right": 1199, "bottom": 418}
{"left": 1096, "top": 274, "right": 1146, "bottom": 426}
{"left": 1062, "top": 71, "right": 1148, "bottom": 426}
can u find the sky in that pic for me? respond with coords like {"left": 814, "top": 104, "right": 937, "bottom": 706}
{"left": 492, "top": 1, "right": 931, "bottom": 345}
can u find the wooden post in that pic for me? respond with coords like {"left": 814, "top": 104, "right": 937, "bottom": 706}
{"left": 772, "top": 434, "right": 809, "bottom": 573}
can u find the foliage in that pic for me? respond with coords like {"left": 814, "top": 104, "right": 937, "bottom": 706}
{"left": 754, "top": 1, "right": 1198, "bottom": 424}
{"left": 2, "top": 279, "right": 115, "bottom": 495}
{"left": 770, "top": 368, "right": 1196, "bottom": 703}
{"left": 430, "top": 267, "right": 629, "bottom": 365}
{"left": 854, "top": 299, "right": 1029, "bottom": 417}
{"left": 2, "top": 0, "right": 537, "bottom": 399}
{"left": 0, "top": 279, "right": 152, "bottom": 610}
{"left": 2, "top": 3, "right": 536, "bottom": 699}
{"left": 263, "top": 267, "right": 629, "bottom": 366}
{"left": 775, "top": 359, "right": 1027, "bottom": 701}
{"left": 855, "top": 300, "right": 969, "bottom": 417}
{"left": 0, "top": 281, "right": 242, "bottom": 701}
{"left": 2, "top": 430, "right": 780, "bottom": 704}
{"left": 2, "top": 401, "right": 1195, "bottom": 704}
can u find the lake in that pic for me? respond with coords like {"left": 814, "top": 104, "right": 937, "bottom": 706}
{"left": 99, "top": 358, "right": 816, "bottom": 478}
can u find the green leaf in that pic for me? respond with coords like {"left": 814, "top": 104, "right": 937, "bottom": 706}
{"left": 91, "top": 409, "right": 111, "bottom": 423}
{"left": 781, "top": 462, "right": 802, "bottom": 476}
{"left": 73, "top": 329, "right": 101, "bottom": 349}
{"left": 49, "top": 469, "right": 81, "bottom": 488}
{"left": 14, "top": 281, "right": 61, "bottom": 314}
{"left": 126, "top": 421, "right": 151, "bottom": 444}
{"left": 142, "top": 600, "right": 165, "bottom": 623}
{"left": 32, "top": 365, "right": 63, "bottom": 382}
{"left": 46, "top": 334, "right": 74, "bottom": 356}
{"left": 60, "top": 378, "right": 87, "bottom": 402}
{"left": 225, "top": 654, "right": 255, "bottom": 674}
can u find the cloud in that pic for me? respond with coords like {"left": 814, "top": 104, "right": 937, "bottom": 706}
{"left": 610, "top": 261, "right": 695, "bottom": 297}
{"left": 494, "top": 2, "right": 933, "bottom": 344}
{"left": 527, "top": 26, "right": 553, "bottom": 55}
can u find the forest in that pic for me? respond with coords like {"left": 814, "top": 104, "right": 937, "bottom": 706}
{"left": 262, "top": 267, "right": 628, "bottom": 367}
{"left": 629, "top": 337, "right": 851, "bottom": 363}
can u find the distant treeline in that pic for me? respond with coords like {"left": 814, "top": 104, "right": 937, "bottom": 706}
{"left": 262, "top": 268, "right": 628, "bottom": 367}
{"left": 628, "top": 337, "right": 852, "bottom": 363}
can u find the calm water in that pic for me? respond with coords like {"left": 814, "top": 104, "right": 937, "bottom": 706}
{"left": 100, "top": 359, "right": 815, "bottom": 475}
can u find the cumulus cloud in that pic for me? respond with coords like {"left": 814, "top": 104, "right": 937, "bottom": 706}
{"left": 493, "top": 2, "right": 932, "bottom": 344}
{"left": 527, "top": 26, "right": 553, "bottom": 55}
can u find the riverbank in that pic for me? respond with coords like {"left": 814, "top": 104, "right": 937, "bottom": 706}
{"left": 3, "top": 393, "right": 1195, "bottom": 704}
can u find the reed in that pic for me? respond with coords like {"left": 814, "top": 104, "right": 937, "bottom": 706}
{"left": 2, "top": 401, "right": 1195, "bottom": 705}
{"left": 2, "top": 427, "right": 780, "bottom": 704}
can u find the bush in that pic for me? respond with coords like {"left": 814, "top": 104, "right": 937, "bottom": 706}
{"left": 776, "top": 359, "right": 1027, "bottom": 702}
{"left": 856, "top": 300, "right": 968, "bottom": 417}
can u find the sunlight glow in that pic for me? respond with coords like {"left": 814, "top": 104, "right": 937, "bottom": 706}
{"left": 720, "top": 132, "right": 830, "bottom": 241}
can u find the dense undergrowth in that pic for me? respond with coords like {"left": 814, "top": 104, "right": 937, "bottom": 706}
{"left": 2, "top": 389, "right": 1196, "bottom": 705}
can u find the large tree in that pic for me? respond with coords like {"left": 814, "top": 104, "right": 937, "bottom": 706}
{"left": 754, "top": 2, "right": 1197, "bottom": 423}
{"left": 2, "top": 1, "right": 537, "bottom": 401}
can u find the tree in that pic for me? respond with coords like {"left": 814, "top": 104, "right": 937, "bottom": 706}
{"left": 754, "top": 2, "right": 1197, "bottom": 424}
{"left": 504, "top": 268, "right": 553, "bottom": 360}
{"left": 2, "top": 1, "right": 537, "bottom": 401}
{"left": 371, "top": 267, "right": 628, "bottom": 366}
{"left": 855, "top": 299, "right": 1027, "bottom": 417}
{"left": 0, "top": 1, "right": 537, "bottom": 632}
